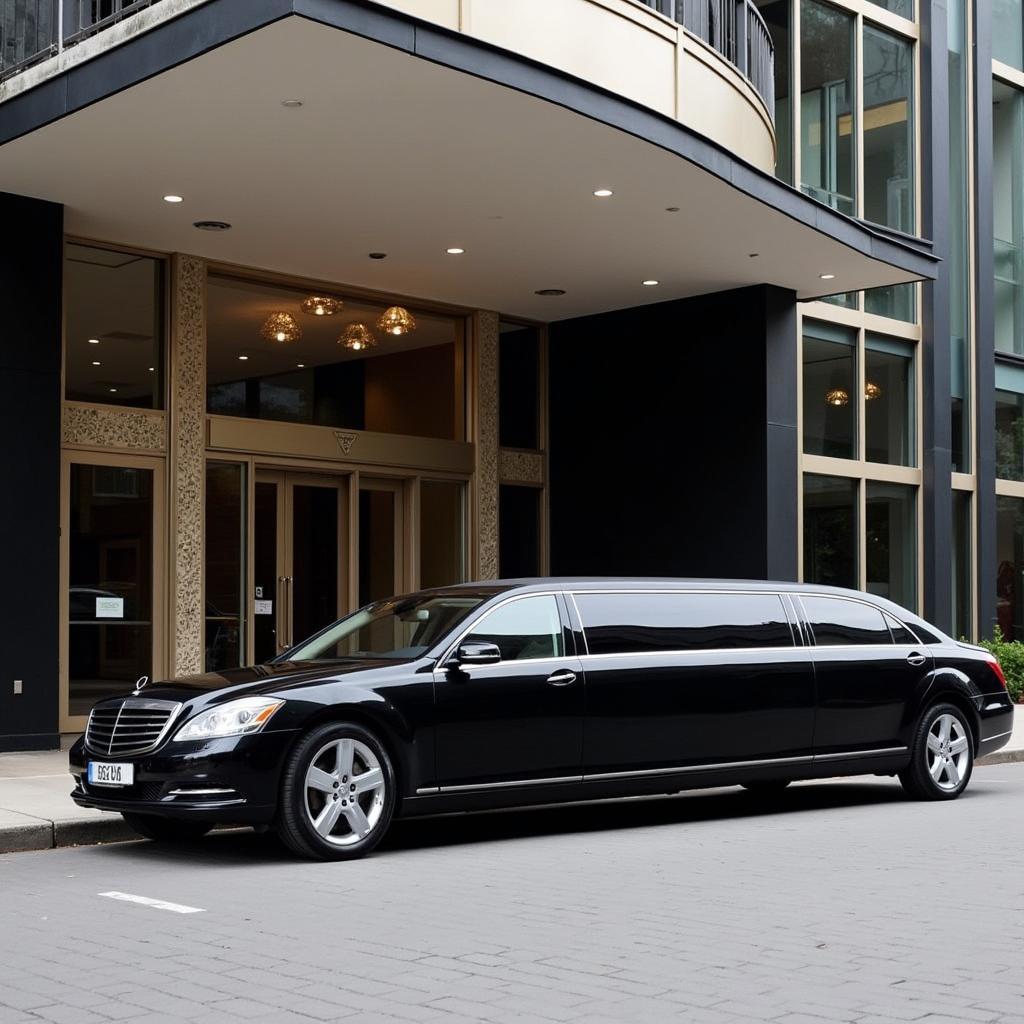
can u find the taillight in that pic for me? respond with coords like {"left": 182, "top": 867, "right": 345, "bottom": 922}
{"left": 985, "top": 655, "right": 1008, "bottom": 690}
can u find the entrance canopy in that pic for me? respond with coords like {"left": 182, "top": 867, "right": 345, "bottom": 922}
{"left": 0, "top": 6, "right": 935, "bottom": 320}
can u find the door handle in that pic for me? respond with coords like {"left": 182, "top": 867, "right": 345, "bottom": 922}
{"left": 546, "top": 670, "right": 577, "bottom": 687}
{"left": 906, "top": 652, "right": 926, "bottom": 667}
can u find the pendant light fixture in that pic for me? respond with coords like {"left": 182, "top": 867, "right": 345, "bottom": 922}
{"left": 825, "top": 388, "right": 850, "bottom": 407}
{"left": 339, "top": 322, "right": 377, "bottom": 352}
{"left": 376, "top": 305, "right": 417, "bottom": 336}
{"left": 865, "top": 381, "right": 882, "bottom": 401}
{"left": 260, "top": 312, "right": 302, "bottom": 343}
{"left": 300, "top": 295, "right": 342, "bottom": 317}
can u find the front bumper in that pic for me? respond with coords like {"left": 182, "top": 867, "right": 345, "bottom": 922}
{"left": 68, "top": 729, "right": 299, "bottom": 824}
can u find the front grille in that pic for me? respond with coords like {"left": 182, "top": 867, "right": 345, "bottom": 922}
{"left": 85, "top": 697, "right": 182, "bottom": 756}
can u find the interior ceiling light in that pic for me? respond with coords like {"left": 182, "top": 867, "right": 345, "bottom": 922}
{"left": 163, "top": 194, "right": 183, "bottom": 204}
{"left": 91, "top": 361, "right": 101, "bottom": 366}
{"left": 642, "top": 280, "right": 659, "bottom": 287}
{"left": 260, "top": 312, "right": 302, "bottom": 344}
{"left": 377, "top": 306, "right": 417, "bottom": 336}
{"left": 825, "top": 388, "right": 850, "bottom": 407}
{"left": 88, "top": 337, "right": 100, "bottom": 344}
{"left": 820, "top": 273, "right": 836, "bottom": 280}
{"left": 297, "top": 363, "right": 305, "bottom": 369}
{"left": 109, "top": 387, "right": 118, "bottom": 393}
{"left": 238, "top": 355, "right": 249, "bottom": 361}
{"left": 340, "top": 322, "right": 377, "bottom": 352}
{"left": 865, "top": 381, "right": 882, "bottom": 401}
{"left": 593, "top": 189, "right": 614, "bottom": 197}
{"left": 193, "top": 220, "right": 231, "bottom": 231}
{"left": 446, "top": 247, "right": 465, "bottom": 255}
{"left": 300, "top": 295, "right": 341, "bottom": 317}
{"left": 535, "top": 288, "right": 566, "bottom": 296}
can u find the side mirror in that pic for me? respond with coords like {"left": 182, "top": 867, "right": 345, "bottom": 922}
{"left": 453, "top": 641, "right": 502, "bottom": 666}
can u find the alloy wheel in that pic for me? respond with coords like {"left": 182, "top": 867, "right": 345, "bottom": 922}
{"left": 925, "top": 713, "right": 970, "bottom": 792}
{"left": 303, "top": 738, "right": 386, "bottom": 846}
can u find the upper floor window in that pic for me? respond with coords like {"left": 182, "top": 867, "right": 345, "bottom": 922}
{"left": 994, "top": 79, "right": 1024, "bottom": 358}
{"left": 864, "top": 0, "right": 912, "bottom": 18}
{"left": 64, "top": 243, "right": 165, "bottom": 409}
{"left": 994, "top": 0, "right": 1024, "bottom": 69}
{"left": 575, "top": 593, "right": 793, "bottom": 655}
{"left": 206, "top": 275, "right": 465, "bottom": 440}
{"left": 499, "top": 321, "right": 541, "bottom": 450}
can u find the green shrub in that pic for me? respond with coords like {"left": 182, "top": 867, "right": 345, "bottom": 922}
{"left": 978, "top": 626, "right": 1024, "bottom": 702}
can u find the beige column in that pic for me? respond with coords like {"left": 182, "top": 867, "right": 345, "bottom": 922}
{"left": 169, "top": 254, "right": 207, "bottom": 675}
{"left": 473, "top": 310, "right": 500, "bottom": 580}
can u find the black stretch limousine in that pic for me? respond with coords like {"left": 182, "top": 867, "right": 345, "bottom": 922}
{"left": 70, "top": 579, "right": 1015, "bottom": 860}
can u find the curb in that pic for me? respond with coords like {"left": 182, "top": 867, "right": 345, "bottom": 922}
{"left": 0, "top": 816, "right": 137, "bottom": 855}
{"left": 977, "top": 749, "right": 1024, "bottom": 767}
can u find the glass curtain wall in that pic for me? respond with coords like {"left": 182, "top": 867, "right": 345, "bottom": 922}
{"left": 993, "top": 0, "right": 1024, "bottom": 69}
{"left": 994, "top": 80, "right": 1024, "bottom": 357}
{"left": 952, "top": 490, "right": 972, "bottom": 639}
{"left": 803, "top": 474, "right": 858, "bottom": 587}
{"left": 997, "top": 495, "right": 1024, "bottom": 639}
{"left": 205, "top": 462, "right": 246, "bottom": 671}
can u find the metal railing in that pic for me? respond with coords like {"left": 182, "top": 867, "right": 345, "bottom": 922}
{"left": 1, "top": 0, "right": 163, "bottom": 80}
{"left": 638, "top": 0, "right": 775, "bottom": 118}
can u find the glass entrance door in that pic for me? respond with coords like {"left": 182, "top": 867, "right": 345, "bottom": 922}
{"left": 253, "top": 472, "right": 344, "bottom": 662}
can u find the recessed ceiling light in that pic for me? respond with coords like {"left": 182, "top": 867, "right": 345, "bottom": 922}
{"left": 108, "top": 388, "right": 118, "bottom": 393}
{"left": 163, "top": 194, "right": 183, "bottom": 204}
{"left": 748, "top": 253, "right": 759, "bottom": 258}
{"left": 281, "top": 99, "right": 303, "bottom": 108}
{"left": 446, "top": 247, "right": 465, "bottom": 255}
{"left": 91, "top": 360, "right": 101, "bottom": 366}
{"left": 148, "top": 366, "right": 155, "bottom": 372}
{"left": 88, "top": 337, "right": 100, "bottom": 344}
{"left": 238, "top": 355, "right": 249, "bottom": 361}
{"left": 593, "top": 189, "right": 614, "bottom": 197}
{"left": 193, "top": 220, "right": 231, "bottom": 231}
{"left": 368, "top": 252, "right": 387, "bottom": 260}
{"left": 820, "top": 273, "right": 836, "bottom": 280}
{"left": 297, "top": 363, "right": 305, "bottom": 368}
{"left": 665, "top": 206, "right": 680, "bottom": 212}
{"left": 535, "top": 288, "right": 566, "bottom": 296}
{"left": 642, "top": 279, "right": 659, "bottom": 286}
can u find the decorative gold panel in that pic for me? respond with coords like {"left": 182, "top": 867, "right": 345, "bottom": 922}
{"left": 499, "top": 449, "right": 545, "bottom": 487}
{"left": 170, "top": 255, "right": 206, "bottom": 676}
{"left": 62, "top": 403, "right": 166, "bottom": 452}
{"left": 474, "top": 311, "right": 500, "bottom": 580}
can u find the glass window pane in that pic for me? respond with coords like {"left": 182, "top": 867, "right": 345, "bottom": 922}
{"left": 866, "top": 481, "right": 916, "bottom": 608}
{"left": 864, "top": 0, "right": 912, "bottom": 17}
{"left": 993, "top": 0, "right": 1023, "bottom": 69}
{"left": 206, "top": 275, "right": 464, "bottom": 439}
{"left": 802, "top": 323, "right": 856, "bottom": 458}
{"left": 499, "top": 323, "right": 541, "bottom": 450}
{"left": 864, "top": 283, "right": 916, "bottom": 323}
{"left": 822, "top": 291, "right": 858, "bottom": 309}
{"left": 864, "top": 335, "right": 914, "bottom": 466}
{"left": 952, "top": 490, "right": 972, "bottom": 640}
{"left": 253, "top": 481, "right": 279, "bottom": 664}
{"left": 800, "top": 0, "right": 856, "bottom": 215}
{"left": 997, "top": 494, "right": 1024, "bottom": 640}
{"left": 757, "top": 0, "right": 793, "bottom": 184}
{"left": 420, "top": 481, "right": 467, "bottom": 588}
{"left": 205, "top": 462, "right": 246, "bottom": 671}
{"left": 996, "top": 390, "right": 1024, "bottom": 480}
{"left": 801, "top": 596, "right": 891, "bottom": 645}
{"left": 64, "top": 244, "right": 164, "bottom": 409}
{"left": 359, "top": 488, "right": 398, "bottom": 606}
{"left": 466, "top": 596, "right": 564, "bottom": 661}
{"left": 803, "top": 474, "right": 857, "bottom": 588}
{"left": 69, "top": 464, "right": 153, "bottom": 716}
{"left": 994, "top": 81, "right": 1024, "bottom": 357}
{"left": 292, "top": 486, "right": 339, "bottom": 645}
{"left": 862, "top": 27, "right": 914, "bottom": 232}
{"left": 576, "top": 593, "right": 793, "bottom": 655}
{"left": 500, "top": 485, "right": 542, "bottom": 578}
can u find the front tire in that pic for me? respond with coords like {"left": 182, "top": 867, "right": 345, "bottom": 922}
{"left": 121, "top": 813, "right": 211, "bottom": 842}
{"left": 899, "top": 703, "right": 974, "bottom": 801}
{"left": 277, "top": 722, "right": 396, "bottom": 861}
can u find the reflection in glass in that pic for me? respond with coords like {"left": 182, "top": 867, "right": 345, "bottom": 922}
{"left": 803, "top": 474, "right": 857, "bottom": 588}
{"left": 866, "top": 481, "right": 916, "bottom": 608}
{"left": 996, "top": 390, "right": 1024, "bottom": 480}
{"left": 952, "top": 490, "right": 972, "bottom": 640}
{"left": 864, "top": 283, "right": 916, "bottom": 323}
{"left": 993, "top": 0, "right": 1024, "bottom": 69}
{"left": 68, "top": 465, "right": 153, "bottom": 716}
{"left": 862, "top": 26, "right": 913, "bottom": 232}
{"left": 420, "top": 481, "right": 467, "bottom": 589}
{"left": 864, "top": 336, "right": 914, "bottom": 466}
{"left": 64, "top": 244, "right": 164, "bottom": 409}
{"left": 207, "top": 275, "right": 464, "bottom": 439}
{"left": 802, "top": 323, "right": 856, "bottom": 458}
{"left": 800, "top": 0, "right": 855, "bottom": 214}
{"left": 205, "top": 462, "right": 246, "bottom": 671}
{"left": 864, "top": 0, "right": 912, "bottom": 17}
{"left": 997, "top": 495, "right": 1024, "bottom": 640}
{"left": 994, "top": 81, "right": 1024, "bottom": 356}
{"left": 949, "top": 0, "right": 971, "bottom": 472}
{"left": 822, "top": 292, "right": 858, "bottom": 310}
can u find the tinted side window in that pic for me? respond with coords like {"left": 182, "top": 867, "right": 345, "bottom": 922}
{"left": 464, "top": 595, "right": 564, "bottom": 661}
{"left": 575, "top": 593, "right": 793, "bottom": 655}
{"left": 802, "top": 596, "right": 891, "bottom": 645}
{"left": 884, "top": 613, "right": 918, "bottom": 644}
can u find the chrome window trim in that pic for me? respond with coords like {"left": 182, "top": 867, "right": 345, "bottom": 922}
{"left": 576, "top": 646, "right": 816, "bottom": 663}
{"left": 568, "top": 592, "right": 589, "bottom": 656}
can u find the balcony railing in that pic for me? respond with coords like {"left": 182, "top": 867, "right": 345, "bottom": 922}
{"left": 1, "top": 0, "right": 164, "bottom": 81}
{"left": 638, "top": 0, "right": 775, "bottom": 118}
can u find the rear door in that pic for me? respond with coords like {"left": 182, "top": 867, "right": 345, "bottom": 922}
{"left": 576, "top": 590, "right": 815, "bottom": 777}
{"left": 797, "top": 594, "right": 932, "bottom": 755}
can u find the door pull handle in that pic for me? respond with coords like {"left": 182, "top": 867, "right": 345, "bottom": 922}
{"left": 906, "top": 652, "right": 926, "bottom": 667}
{"left": 546, "top": 670, "right": 577, "bottom": 687}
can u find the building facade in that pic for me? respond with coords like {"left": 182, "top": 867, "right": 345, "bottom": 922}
{"left": 1, "top": 0, "right": 987, "bottom": 751}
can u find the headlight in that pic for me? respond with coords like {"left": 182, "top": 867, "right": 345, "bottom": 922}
{"left": 172, "top": 697, "right": 284, "bottom": 742}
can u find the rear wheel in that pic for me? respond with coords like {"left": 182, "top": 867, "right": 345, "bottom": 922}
{"left": 740, "top": 779, "right": 791, "bottom": 795}
{"left": 121, "top": 813, "right": 211, "bottom": 842}
{"left": 277, "top": 722, "right": 395, "bottom": 861}
{"left": 898, "top": 703, "right": 973, "bottom": 801}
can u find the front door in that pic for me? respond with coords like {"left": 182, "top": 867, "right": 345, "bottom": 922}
{"left": 253, "top": 472, "right": 345, "bottom": 662}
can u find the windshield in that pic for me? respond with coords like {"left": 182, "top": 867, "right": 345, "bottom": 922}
{"left": 285, "top": 594, "right": 489, "bottom": 661}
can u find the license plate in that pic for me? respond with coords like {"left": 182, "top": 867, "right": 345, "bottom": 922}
{"left": 87, "top": 762, "right": 134, "bottom": 787}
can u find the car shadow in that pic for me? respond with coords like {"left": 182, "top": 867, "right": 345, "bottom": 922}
{"left": 87, "top": 777, "right": 921, "bottom": 867}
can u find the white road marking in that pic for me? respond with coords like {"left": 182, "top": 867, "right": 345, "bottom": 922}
{"left": 98, "top": 891, "right": 205, "bottom": 914}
